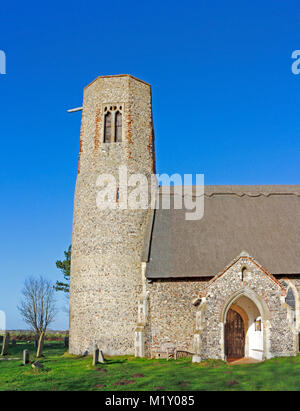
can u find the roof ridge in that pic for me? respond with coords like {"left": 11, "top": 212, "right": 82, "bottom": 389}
{"left": 157, "top": 191, "right": 300, "bottom": 198}
{"left": 205, "top": 192, "right": 300, "bottom": 197}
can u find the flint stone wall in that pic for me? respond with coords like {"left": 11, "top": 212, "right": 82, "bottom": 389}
{"left": 69, "top": 75, "right": 155, "bottom": 355}
{"left": 143, "top": 257, "right": 297, "bottom": 359}
{"left": 144, "top": 279, "right": 209, "bottom": 356}
{"left": 197, "top": 257, "right": 296, "bottom": 359}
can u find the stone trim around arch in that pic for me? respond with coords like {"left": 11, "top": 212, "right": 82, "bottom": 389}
{"left": 219, "top": 287, "right": 271, "bottom": 361}
{"left": 220, "top": 287, "right": 271, "bottom": 324}
{"left": 192, "top": 252, "right": 296, "bottom": 362}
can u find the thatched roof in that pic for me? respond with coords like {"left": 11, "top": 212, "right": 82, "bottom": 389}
{"left": 143, "top": 185, "right": 300, "bottom": 278}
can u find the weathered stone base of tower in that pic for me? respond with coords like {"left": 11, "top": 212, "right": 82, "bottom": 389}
{"left": 69, "top": 253, "right": 142, "bottom": 355}
{"left": 69, "top": 193, "right": 151, "bottom": 355}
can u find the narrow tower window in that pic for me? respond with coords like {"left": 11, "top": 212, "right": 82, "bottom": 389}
{"left": 115, "top": 111, "right": 122, "bottom": 142}
{"left": 104, "top": 111, "right": 112, "bottom": 143}
{"left": 103, "top": 104, "right": 123, "bottom": 143}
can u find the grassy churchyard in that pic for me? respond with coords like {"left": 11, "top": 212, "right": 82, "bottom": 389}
{"left": 1, "top": 341, "right": 300, "bottom": 391}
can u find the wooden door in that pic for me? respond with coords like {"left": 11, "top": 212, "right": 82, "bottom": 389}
{"left": 225, "top": 309, "right": 245, "bottom": 359}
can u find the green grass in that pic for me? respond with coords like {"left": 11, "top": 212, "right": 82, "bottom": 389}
{"left": 1, "top": 341, "right": 300, "bottom": 391}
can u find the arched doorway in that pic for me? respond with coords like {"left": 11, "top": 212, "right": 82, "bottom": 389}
{"left": 225, "top": 309, "right": 245, "bottom": 359}
{"left": 222, "top": 290, "right": 268, "bottom": 361}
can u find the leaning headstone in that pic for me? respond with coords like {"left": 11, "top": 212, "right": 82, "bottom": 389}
{"left": 23, "top": 349, "right": 30, "bottom": 365}
{"left": 64, "top": 336, "right": 69, "bottom": 348}
{"left": 99, "top": 350, "right": 105, "bottom": 364}
{"left": 36, "top": 332, "right": 45, "bottom": 358}
{"left": 32, "top": 361, "right": 43, "bottom": 370}
{"left": 93, "top": 345, "right": 99, "bottom": 366}
{"left": 1, "top": 332, "right": 10, "bottom": 356}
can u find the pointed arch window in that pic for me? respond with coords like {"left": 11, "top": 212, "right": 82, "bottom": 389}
{"left": 115, "top": 111, "right": 122, "bottom": 142}
{"left": 286, "top": 286, "right": 297, "bottom": 328}
{"left": 103, "top": 104, "right": 124, "bottom": 143}
{"left": 104, "top": 111, "right": 112, "bottom": 143}
{"left": 286, "top": 287, "right": 296, "bottom": 310}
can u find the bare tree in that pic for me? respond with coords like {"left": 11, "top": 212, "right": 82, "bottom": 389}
{"left": 18, "top": 276, "right": 57, "bottom": 339}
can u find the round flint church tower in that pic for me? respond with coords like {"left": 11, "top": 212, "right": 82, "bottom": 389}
{"left": 69, "top": 75, "right": 155, "bottom": 355}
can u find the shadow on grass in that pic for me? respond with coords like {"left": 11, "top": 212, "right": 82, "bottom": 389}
{"left": 104, "top": 358, "right": 127, "bottom": 365}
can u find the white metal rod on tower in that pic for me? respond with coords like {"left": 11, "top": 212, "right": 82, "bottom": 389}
{"left": 67, "top": 107, "right": 83, "bottom": 113}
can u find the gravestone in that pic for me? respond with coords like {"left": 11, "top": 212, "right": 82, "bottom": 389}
{"left": 23, "top": 349, "right": 30, "bottom": 365}
{"left": 64, "top": 336, "right": 69, "bottom": 348}
{"left": 93, "top": 344, "right": 99, "bottom": 366}
{"left": 99, "top": 350, "right": 105, "bottom": 364}
{"left": 36, "top": 332, "right": 45, "bottom": 358}
{"left": 11, "top": 339, "right": 16, "bottom": 346}
{"left": 1, "top": 332, "right": 10, "bottom": 356}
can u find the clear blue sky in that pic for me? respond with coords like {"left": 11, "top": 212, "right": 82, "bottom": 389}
{"left": 0, "top": 0, "right": 299, "bottom": 329}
